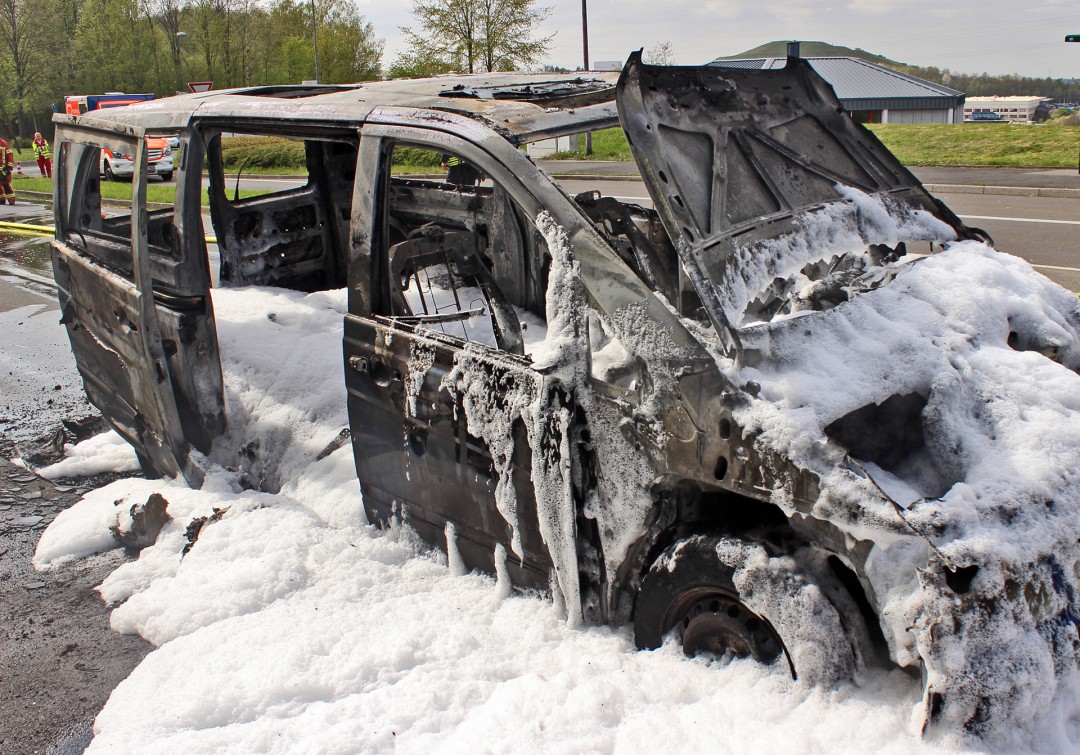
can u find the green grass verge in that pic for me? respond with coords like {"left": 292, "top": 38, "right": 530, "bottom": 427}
{"left": 547, "top": 124, "right": 1080, "bottom": 169}
{"left": 219, "top": 137, "right": 456, "bottom": 176}
{"left": 866, "top": 124, "right": 1080, "bottom": 167}
{"left": 550, "top": 129, "right": 632, "bottom": 161}
{"left": 15, "top": 177, "right": 262, "bottom": 205}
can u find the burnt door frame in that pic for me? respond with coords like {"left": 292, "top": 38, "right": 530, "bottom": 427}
{"left": 51, "top": 117, "right": 224, "bottom": 481}
{"left": 345, "top": 121, "right": 572, "bottom": 594}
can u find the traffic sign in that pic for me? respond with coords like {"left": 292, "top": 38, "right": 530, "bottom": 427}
{"left": 188, "top": 82, "right": 214, "bottom": 93}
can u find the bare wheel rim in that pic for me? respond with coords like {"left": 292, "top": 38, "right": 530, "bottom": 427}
{"left": 668, "top": 589, "right": 783, "bottom": 663}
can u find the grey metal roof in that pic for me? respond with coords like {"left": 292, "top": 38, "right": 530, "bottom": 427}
{"left": 708, "top": 56, "right": 963, "bottom": 103}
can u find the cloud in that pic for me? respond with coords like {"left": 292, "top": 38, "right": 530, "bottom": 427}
{"left": 353, "top": 1, "right": 1080, "bottom": 79}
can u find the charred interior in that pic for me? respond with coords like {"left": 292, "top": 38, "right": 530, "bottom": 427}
{"left": 206, "top": 132, "right": 356, "bottom": 292}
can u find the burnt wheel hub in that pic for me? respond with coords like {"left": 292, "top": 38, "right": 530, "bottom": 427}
{"left": 677, "top": 594, "right": 782, "bottom": 663}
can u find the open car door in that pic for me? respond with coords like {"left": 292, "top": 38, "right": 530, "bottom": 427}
{"left": 51, "top": 116, "right": 225, "bottom": 480}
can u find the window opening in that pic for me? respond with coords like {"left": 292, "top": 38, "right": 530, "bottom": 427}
{"left": 204, "top": 131, "right": 356, "bottom": 292}
{"left": 59, "top": 141, "right": 130, "bottom": 273}
{"left": 379, "top": 142, "right": 554, "bottom": 357}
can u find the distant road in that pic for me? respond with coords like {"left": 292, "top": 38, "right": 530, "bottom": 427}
{"left": 552, "top": 178, "right": 1080, "bottom": 292}
{"left": 219, "top": 172, "right": 1080, "bottom": 291}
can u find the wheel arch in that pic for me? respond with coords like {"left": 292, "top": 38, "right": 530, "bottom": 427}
{"left": 621, "top": 484, "right": 890, "bottom": 669}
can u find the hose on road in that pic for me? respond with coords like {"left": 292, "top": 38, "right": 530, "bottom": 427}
{"left": 0, "top": 220, "right": 217, "bottom": 244}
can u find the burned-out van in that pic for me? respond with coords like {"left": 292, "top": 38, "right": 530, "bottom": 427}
{"left": 50, "top": 54, "right": 1080, "bottom": 738}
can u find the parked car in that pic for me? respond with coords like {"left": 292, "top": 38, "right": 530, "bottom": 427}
{"left": 100, "top": 136, "right": 174, "bottom": 181}
{"left": 48, "top": 55, "right": 1080, "bottom": 740}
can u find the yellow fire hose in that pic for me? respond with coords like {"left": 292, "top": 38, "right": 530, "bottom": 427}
{"left": 0, "top": 221, "right": 54, "bottom": 235}
{"left": 0, "top": 220, "right": 217, "bottom": 244}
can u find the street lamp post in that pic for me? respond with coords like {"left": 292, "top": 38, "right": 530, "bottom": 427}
{"left": 1067, "top": 35, "right": 1079, "bottom": 173}
{"left": 176, "top": 31, "right": 187, "bottom": 94}
{"left": 310, "top": 0, "right": 320, "bottom": 84}
{"left": 582, "top": 0, "right": 592, "bottom": 155}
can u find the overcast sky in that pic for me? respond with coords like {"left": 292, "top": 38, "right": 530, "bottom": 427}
{"left": 355, "top": 0, "right": 1080, "bottom": 81}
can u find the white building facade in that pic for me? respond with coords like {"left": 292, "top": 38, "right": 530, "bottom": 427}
{"left": 963, "top": 96, "right": 1051, "bottom": 122}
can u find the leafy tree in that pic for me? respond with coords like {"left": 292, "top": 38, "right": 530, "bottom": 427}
{"left": 0, "top": 0, "right": 59, "bottom": 135}
{"left": 387, "top": 47, "right": 456, "bottom": 79}
{"left": 477, "top": 0, "right": 550, "bottom": 73}
{"left": 313, "top": 0, "right": 383, "bottom": 83}
{"left": 74, "top": 0, "right": 158, "bottom": 94}
{"left": 394, "top": 0, "right": 552, "bottom": 76}
{"left": 0, "top": 0, "right": 385, "bottom": 134}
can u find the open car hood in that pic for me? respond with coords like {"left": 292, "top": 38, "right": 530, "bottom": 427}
{"left": 615, "top": 52, "right": 982, "bottom": 353}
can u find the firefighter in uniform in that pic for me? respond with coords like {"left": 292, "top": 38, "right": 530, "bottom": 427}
{"left": 0, "top": 137, "right": 15, "bottom": 204}
{"left": 32, "top": 132, "right": 51, "bottom": 178}
{"left": 440, "top": 152, "right": 481, "bottom": 187}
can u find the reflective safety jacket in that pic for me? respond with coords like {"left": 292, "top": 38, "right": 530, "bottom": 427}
{"left": 0, "top": 140, "right": 13, "bottom": 174}
{"left": 33, "top": 137, "right": 50, "bottom": 159}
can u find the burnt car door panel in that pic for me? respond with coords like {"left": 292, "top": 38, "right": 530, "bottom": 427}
{"left": 51, "top": 118, "right": 225, "bottom": 478}
{"left": 346, "top": 130, "right": 578, "bottom": 595}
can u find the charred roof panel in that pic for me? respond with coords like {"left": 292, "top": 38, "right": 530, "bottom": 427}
{"left": 56, "top": 71, "right": 622, "bottom": 144}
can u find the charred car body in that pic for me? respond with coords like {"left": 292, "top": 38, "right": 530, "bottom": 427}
{"left": 50, "top": 54, "right": 1080, "bottom": 738}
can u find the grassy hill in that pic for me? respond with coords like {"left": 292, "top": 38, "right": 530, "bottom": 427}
{"left": 714, "top": 41, "right": 1078, "bottom": 102}
{"left": 553, "top": 124, "right": 1079, "bottom": 169}
{"left": 714, "top": 41, "right": 905, "bottom": 67}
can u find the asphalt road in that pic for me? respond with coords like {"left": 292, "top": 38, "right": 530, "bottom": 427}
{"left": 0, "top": 441, "right": 150, "bottom": 754}
{"left": 941, "top": 193, "right": 1080, "bottom": 291}
{"left": 537, "top": 177, "right": 1080, "bottom": 292}
{"left": 12, "top": 169, "right": 1080, "bottom": 291}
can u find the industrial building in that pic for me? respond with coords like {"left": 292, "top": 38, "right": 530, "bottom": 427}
{"left": 963, "top": 96, "right": 1051, "bottom": 122}
{"left": 708, "top": 54, "right": 966, "bottom": 124}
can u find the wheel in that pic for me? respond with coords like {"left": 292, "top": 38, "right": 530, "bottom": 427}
{"left": 634, "top": 535, "right": 863, "bottom": 685}
{"left": 159, "top": 171, "right": 173, "bottom": 182}
{"left": 103, "top": 160, "right": 115, "bottom": 181}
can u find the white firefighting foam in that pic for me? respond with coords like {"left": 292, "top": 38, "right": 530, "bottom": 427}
{"left": 728, "top": 191, "right": 1080, "bottom": 738}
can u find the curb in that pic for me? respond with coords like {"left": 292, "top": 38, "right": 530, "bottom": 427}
{"left": 923, "top": 183, "right": 1080, "bottom": 199}
{"left": 17, "top": 178, "right": 1080, "bottom": 202}
{"left": 549, "top": 175, "right": 1080, "bottom": 199}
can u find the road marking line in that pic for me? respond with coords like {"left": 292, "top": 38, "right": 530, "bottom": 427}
{"left": 601, "top": 205, "right": 1080, "bottom": 228}
{"left": 1031, "top": 263, "right": 1080, "bottom": 273}
{"left": 961, "top": 214, "right": 1080, "bottom": 226}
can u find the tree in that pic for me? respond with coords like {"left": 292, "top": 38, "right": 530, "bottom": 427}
{"left": 645, "top": 41, "right": 674, "bottom": 66}
{"left": 150, "top": 0, "right": 184, "bottom": 91}
{"left": 394, "top": 0, "right": 552, "bottom": 76}
{"left": 477, "top": 0, "right": 550, "bottom": 73}
{"left": 313, "top": 0, "right": 383, "bottom": 83}
{"left": 387, "top": 47, "right": 456, "bottom": 79}
{"left": 74, "top": 0, "right": 157, "bottom": 95}
{"left": 0, "top": 0, "right": 56, "bottom": 136}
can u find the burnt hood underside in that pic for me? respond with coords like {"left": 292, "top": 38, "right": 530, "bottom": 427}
{"left": 615, "top": 52, "right": 980, "bottom": 346}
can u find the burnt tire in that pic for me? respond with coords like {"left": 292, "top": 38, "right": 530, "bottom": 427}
{"left": 634, "top": 535, "right": 862, "bottom": 685}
